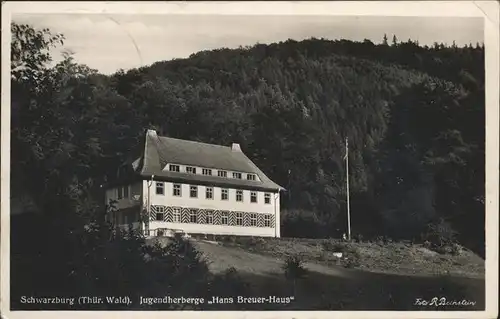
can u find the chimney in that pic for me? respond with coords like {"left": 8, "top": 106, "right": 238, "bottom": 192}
{"left": 231, "top": 143, "right": 241, "bottom": 152}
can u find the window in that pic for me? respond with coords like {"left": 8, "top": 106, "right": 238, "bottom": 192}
{"left": 156, "top": 182, "right": 164, "bottom": 195}
{"left": 221, "top": 212, "right": 229, "bottom": 225}
{"left": 264, "top": 215, "right": 271, "bottom": 227}
{"left": 232, "top": 172, "right": 242, "bottom": 179}
{"left": 117, "top": 187, "right": 123, "bottom": 199}
{"left": 202, "top": 168, "right": 212, "bottom": 176}
{"left": 206, "top": 211, "right": 214, "bottom": 224}
{"left": 173, "top": 208, "right": 181, "bottom": 223}
{"left": 155, "top": 213, "right": 164, "bottom": 221}
{"left": 189, "top": 209, "right": 197, "bottom": 223}
{"left": 169, "top": 164, "right": 180, "bottom": 172}
{"left": 206, "top": 187, "right": 213, "bottom": 199}
{"left": 190, "top": 185, "right": 198, "bottom": 198}
{"left": 186, "top": 166, "right": 197, "bottom": 174}
{"left": 250, "top": 191, "right": 258, "bottom": 203}
{"left": 265, "top": 193, "right": 271, "bottom": 204}
{"left": 236, "top": 212, "right": 243, "bottom": 226}
{"left": 123, "top": 186, "right": 129, "bottom": 198}
{"left": 236, "top": 190, "right": 243, "bottom": 202}
{"left": 218, "top": 170, "right": 227, "bottom": 178}
{"left": 173, "top": 184, "right": 181, "bottom": 196}
{"left": 247, "top": 174, "right": 256, "bottom": 181}
{"left": 250, "top": 213, "right": 257, "bottom": 227}
{"left": 221, "top": 188, "right": 229, "bottom": 200}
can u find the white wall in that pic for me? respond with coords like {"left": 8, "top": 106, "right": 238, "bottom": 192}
{"left": 152, "top": 182, "right": 277, "bottom": 214}
{"left": 107, "top": 179, "right": 281, "bottom": 237}
{"left": 146, "top": 181, "right": 280, "bottom": 237}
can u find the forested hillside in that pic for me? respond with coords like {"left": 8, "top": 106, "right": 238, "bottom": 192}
{"left": 11, "top": 24, "right": 485, "bottom": 260}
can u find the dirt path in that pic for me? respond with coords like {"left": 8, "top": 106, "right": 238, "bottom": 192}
{"left": 197, "top": 240, "right": 361, "bottom": 279}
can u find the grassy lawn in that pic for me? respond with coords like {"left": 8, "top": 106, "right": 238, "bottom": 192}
{"left": 149, "top": 236, "right": 485, "bottom": 310}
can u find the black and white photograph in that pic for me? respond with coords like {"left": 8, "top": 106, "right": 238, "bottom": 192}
{"left": 1, "top": 1, "right": 498, "bottom": 318}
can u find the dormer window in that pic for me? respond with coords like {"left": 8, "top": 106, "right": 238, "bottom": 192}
{"left": 169, "top": 164, "right": 180, "bottom": 172}
{"left": 186, "top": 166, "right": 197, "bottom": 174}
{"left": 232, "top": 172, "right": 242, "bottom": 179}
{"left": 247, "top": 174, "right": 256, "bottom": 181}
{"left": 218, "top": 170, "right": 227, "bottom": 178}
{"left": 202, "top": 168, "right": 212, "bottom": 176}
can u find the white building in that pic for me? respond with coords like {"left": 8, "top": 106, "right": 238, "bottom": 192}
{"left": 104, "top": 129, "right": 284, "bottom": 238}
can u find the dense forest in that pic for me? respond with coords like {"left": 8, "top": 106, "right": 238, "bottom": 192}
{"left": 10, "top": 24, "right": 485, "bottom": 307}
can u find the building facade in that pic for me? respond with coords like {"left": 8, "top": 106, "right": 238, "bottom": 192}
{"left": 104, "top": 130, "right": 283, "bottom": 238}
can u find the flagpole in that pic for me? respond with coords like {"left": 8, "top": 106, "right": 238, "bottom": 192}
{"left": 345, "top": 137, "right": 351, "bottom": 241}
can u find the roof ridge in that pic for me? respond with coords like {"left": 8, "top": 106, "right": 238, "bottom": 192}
{"left": 158, "top": 135, "right": 232, "bottom": 149}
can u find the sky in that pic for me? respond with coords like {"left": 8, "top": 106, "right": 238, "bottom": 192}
{"left": 13, "top": 14, "right": 484, "bottom": 75}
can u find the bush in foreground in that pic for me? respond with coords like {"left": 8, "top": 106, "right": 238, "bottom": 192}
{"left": 282, "top": 254, "right": 308, "bottom": 295}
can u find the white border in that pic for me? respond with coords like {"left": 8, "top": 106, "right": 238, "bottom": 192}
{"left": 1, "top": 1, "right": 498, "bottom": 319}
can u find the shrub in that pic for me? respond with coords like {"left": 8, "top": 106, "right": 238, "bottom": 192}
{"left": 320, "top": 240, "right": 361, "bottom": 268}
{"left": 340, "top": 245, "right": 361, "bottom": 269}
{"left": 220, "top": 235, "right": 237, "bottom": 245}
{"left": 321, "top": 240, "right": 345, "bottom": 252}
{"left": 422, "top": 218, "right": 458, "bottom": 249}
{"left": 423, "top": 240, "right": 432, "bottom": 249}
{"left": 247, "top": 236, "right": 259, "bottom": 247}
{"left": 354, "top": 233, "right": 364, "bottom": 243}
{"left": 234, "top": 236, "right": 251, "bottom": 247}
{"left": 375, "top": 235, "right": 385, "bottom": 245}
{"left": 282, "top": 254, "right": 307, "bottom": 280}
{"left": 340, "top": 251, "right": 361, "bottom": 268}
{"left": 255, "top": 237, "right": 267, "bottom": 246}
{"left": 450, "top": 243, "right": 462, "bottom": 255}
{"left": 317, "top": 251, "right": 328, "bottom": 261}
{"left": 11, "top": 209, "right": 216, "bottom": 310}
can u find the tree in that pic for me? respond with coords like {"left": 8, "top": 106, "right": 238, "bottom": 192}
{"left": 382, "top": 34, "right": 389, "bottom": 46}
{"left": 282, "top": 254, "right": 307, "bottom": 295}
{"left": 11, "top": 23, "right": 64, "bottom": 84}
{"left": 10, "top": 24, "right": 215, "bottom": 310}
{"left": 392, "top": 35, "right": 398, "bottom": 46}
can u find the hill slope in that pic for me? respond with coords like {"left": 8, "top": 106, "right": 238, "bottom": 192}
{"left": 111, "top": 39, "right": 484, "bottom": 253}
{"left": 12, "top": 36, "right": 485, "bottom": 254}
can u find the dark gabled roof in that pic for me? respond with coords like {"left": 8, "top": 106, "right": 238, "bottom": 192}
{"left": 132, "top": 130, "right": 283, "bottom": 192}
